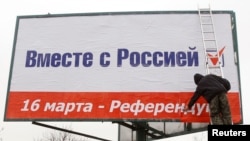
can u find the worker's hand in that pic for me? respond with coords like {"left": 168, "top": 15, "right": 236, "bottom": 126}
{"left": 183, "top": 105, "right": 189, "bottom": 112}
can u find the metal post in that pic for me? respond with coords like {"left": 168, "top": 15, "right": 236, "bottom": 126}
{"left": 135, "top": 122, "right": 147, "bottom": 141}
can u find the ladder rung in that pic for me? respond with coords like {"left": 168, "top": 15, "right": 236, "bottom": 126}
{"left": 207, "top": 56, "right": 220, "bottom": 60}
{"left": 207, "top": 60, "right": 223, "bottom": 64}
{"left": 201, "top": 23, "right": 213, "bottom": 25}
{"left": 203, "top": 31, "right": 214, "bottom": 33}
{"left": 208, "top": 73, "right": 223, "bottom": 77}
{"left": 207, "top": 65, "right": 221, "bottom": 69}
{"left": 206, "top": 48, "right": 217, "bottom": 53}
{"left": 206, "top": 47, "right": 217, "bottom": 51}
{"left": 204, "top": 39, "right": 216, "bottom": 41}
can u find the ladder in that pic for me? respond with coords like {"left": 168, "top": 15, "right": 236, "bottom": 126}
{"left": 198, "top": 5, "right": 224, "bottom": 78}
{"left": 198, "top": 5, "right": 234, "bottom": 125}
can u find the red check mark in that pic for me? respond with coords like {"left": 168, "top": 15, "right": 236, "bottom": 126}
{"left": 207, "top": 46, "right": 225, "bottom": 65}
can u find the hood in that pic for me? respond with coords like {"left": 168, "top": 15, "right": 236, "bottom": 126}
{"left": 194, "top": 73, "right": 204, "bottom": 85}
{"left": 222, "top": 78, "right": 231, "bottom": 91}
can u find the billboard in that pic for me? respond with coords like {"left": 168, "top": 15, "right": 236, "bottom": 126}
{"left": 5, "top": 11, "right": 242, "bottom": 123}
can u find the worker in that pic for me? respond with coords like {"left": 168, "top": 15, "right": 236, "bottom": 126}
{"left": 184, "top": 73, "right": 232, "bottom": 125}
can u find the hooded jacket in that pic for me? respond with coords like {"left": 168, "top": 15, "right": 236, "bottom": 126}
{"left": 187, "top": 73, "right": 231, "bottom": 109}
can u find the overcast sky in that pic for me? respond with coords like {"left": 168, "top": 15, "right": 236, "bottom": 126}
{"left": 0, "top": 0, "right": 249, "bottom": 141}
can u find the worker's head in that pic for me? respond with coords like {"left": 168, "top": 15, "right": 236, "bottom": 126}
{"left": 194, "top": 73, "right": 204, "bottom": 85}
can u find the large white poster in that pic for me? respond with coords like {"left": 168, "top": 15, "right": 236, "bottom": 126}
{"left": 5, "top": 12, "right": 241, "bottom": 123}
